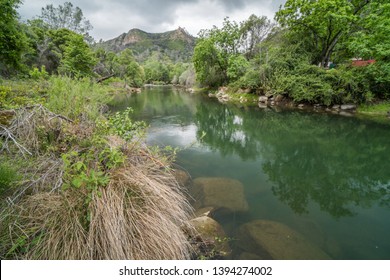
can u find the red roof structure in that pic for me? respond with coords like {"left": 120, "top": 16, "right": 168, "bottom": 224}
{"left": 351, "top": 59, "right": 376, "bottom": 67}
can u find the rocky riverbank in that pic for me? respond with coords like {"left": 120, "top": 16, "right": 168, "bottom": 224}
{"left": 207, "top": 87, "right": 390, "bottom": 119}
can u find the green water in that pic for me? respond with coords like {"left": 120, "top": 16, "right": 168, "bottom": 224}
{"left": 111, "top": 86, "right": 390, "bottom": 260}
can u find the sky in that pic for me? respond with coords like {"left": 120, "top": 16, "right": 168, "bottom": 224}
{"left": 18, "top": 0, "right": 286, "bottom": 41}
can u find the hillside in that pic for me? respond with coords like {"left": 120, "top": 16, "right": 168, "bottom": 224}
{"left": 98, "top": 27, "right": 196, "bottom": 62}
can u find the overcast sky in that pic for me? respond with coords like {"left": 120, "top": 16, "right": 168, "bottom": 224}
{"left": 18, "top": 0, "right": 286, "bottom": 41}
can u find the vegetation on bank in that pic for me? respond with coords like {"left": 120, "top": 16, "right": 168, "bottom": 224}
{"left": 0, "top": 1, "right": 196, "bottom": 259}
{"left": 193, "top": 1, "right": 390, "bottom": 107}
{"left": 0, "top": 76, "right": 195, "bottom": 259}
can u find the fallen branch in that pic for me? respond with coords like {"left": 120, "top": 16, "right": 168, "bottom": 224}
{"left": 0, "top": 125, "right": 32, "bottom": 157}
{"left": 96, "top": 74, "right": 115, "bottom": 84}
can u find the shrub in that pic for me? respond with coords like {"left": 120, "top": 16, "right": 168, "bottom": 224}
{"left": 46, "top": 76, "right": 111, "bottom": 120}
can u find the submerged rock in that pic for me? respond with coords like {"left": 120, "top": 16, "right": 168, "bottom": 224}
{"left": 191, "top": 177, "right": 249, "bottom": 213}
{"left": 189, "top": 216, "right": 232, "bottom": 259}
{"left": 258, "top": 96, "right": 268, "bottom": 103}
{"left": 172, "top": 169, "right": 191, "bottom": 187}
{"left": 236, "top": 220, "right": 331, "bottom": 260}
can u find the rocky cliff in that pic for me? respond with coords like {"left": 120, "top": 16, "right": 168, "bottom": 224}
{"left": 97, "top": 27, "right": 196, "bottom": 62}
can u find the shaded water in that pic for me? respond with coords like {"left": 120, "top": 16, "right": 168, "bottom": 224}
{"left": 111, "top": 86, "right": 390, "bottom": 260}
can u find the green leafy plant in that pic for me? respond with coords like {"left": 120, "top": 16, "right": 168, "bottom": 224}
{"left": 108, "top": 107, "right": 146, "bottom": 142}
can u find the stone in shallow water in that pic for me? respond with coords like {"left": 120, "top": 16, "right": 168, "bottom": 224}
{"left": 189, "top": 216, "right": 232, "bottom": 258}
{"left": 191, "top": 177, "right": 249, "bottom": 213}
{"left": 236, "top": 220, "right": 331, "bottom": 260}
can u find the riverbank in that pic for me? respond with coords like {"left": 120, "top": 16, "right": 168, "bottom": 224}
{"left": 205, "top": 86, "right": 390, "bottom": 119}
{"left": 0, "top": 77, "right": 195, "bottom": 259}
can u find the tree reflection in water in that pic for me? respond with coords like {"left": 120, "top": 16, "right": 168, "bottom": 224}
{"left": 195, "top": 102, "right": 390, "bottom": 218}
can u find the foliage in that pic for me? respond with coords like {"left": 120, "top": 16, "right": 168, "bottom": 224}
{"left": 113, "top": 49, "right": 144, "bottom": 87}
{"left": 227, "top": 54, "right": 250, "bottom": 82}
{"left": 0, "top": 0, "right": 27, "bottom": 75}
{"left": 59, "top": 33, "right": 97, "bottom": 78}
{"left": 143, "top": 56, "right": 170, "bottom": 84}
{"left": 193, "top": 15, "right": 276, "bottom": 87}
{"left": 108, "top": 108, "right": 146, "bottom": 142}
{"left": 45, "top": 76, "right": 110, "bottom": 120}
{"left": 0, "top": 81, "right": 47, "bottom": 110}
{"left": 240, "top": 14, "right": 275, "bottom": 59}
{"left": 0, "top": 163, "right": 19, "bottom": 195}
{"left": 275, "top": 0, "right": 375, "bottom": 67}
{"left": 29, "top": 66, "right": 49, "bottom": 80}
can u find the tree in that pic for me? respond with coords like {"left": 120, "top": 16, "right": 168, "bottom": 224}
{"left": 275, "top": 0, "right": 374, "bottom": 67}
{"left": 0, "top": 0, "right": 27, "bottom": 75}
{"left": 114, "top": 49, "right": 144, "bottom": 87}
{"left": 59, "top": 33, "right": 96, "bottom": 78}
{"left": 240, "top": 14, "right": 275, "bottom": 59}
{"left": 39, "top": 2, "right": 93, "bottom": 41}
{"left": 193, "top": 17, "right": 242, "bottom": 86}
{"left": 348, "top": 1, "right": 390, "bottom": 61}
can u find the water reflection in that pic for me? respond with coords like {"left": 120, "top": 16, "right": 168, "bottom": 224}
{"left": 194, "top": 101, "right": 390, "bottom": 218}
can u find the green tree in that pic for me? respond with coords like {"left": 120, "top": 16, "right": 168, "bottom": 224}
{"left": 0, "top": 0, "right": 27, "bottom": 75}
{"left": 59, "top": 33, "right": 96, "bottom": 78}
{"left": 276, "top": 0, "right": 374, "bottom": 67}
{"left": 114, "top": 49, "right": 144, "bottom": 87}
{"left": 193, "top": 17, "right": 243, "bottom": 86}
{"left": 240, "top": 14, "right": 275, "bottom": 59}
{"left": 344, "top": 1, "right": 390, "bottom": 97}
{"left": 143, "top": 56, "right": 170, "bottom": 84}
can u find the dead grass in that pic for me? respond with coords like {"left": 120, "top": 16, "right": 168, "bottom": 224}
{"left": 1, "top": 146, "right": 193, "bottom": 260}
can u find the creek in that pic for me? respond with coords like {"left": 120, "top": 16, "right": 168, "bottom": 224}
{"left": 111, "top": 86, "right": 390, "bottom": 260}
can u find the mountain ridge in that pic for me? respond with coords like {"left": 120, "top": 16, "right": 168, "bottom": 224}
{"left": 97, "top": 27, "right": 196, "bottom": 62}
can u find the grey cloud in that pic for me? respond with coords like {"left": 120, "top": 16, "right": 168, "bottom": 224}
{"left": 18, "top": 0, "right": 285, "bottom": 40}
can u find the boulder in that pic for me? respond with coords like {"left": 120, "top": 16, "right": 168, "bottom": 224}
{"left": 340, "top": 104, "right": 357, "bottom": 111}
{"left": 332, "top": 105, "right": 341, "bottom": 110}
{"left": 191, "top": 177, "right": 249, "bottom": 213}
{"left": 274, "top": 95, "right": 284, "bottom": 103}
{"left": 189, "top": 216, "right": 232, "bottom": 259}
{"left": 236, "top": 220, "right": 331, "bottom": 260}
{"left": 258, "top": 96, "right": 268, "bottom": 103}
{"left": 258, "top": 103, "right": 268, "bottom": 109}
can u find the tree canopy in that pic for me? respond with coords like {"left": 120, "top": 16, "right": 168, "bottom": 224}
{"left": 0, "top": 0, "right": 27, "bottom": 75}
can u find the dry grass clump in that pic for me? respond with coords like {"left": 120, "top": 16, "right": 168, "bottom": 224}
{"left": 1, "top": 147, "right": 193, "bottom": 260}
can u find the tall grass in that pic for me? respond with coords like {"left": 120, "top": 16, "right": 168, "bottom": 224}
{"left": 46, "top": 76, "right": 111, "bottom": 121}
